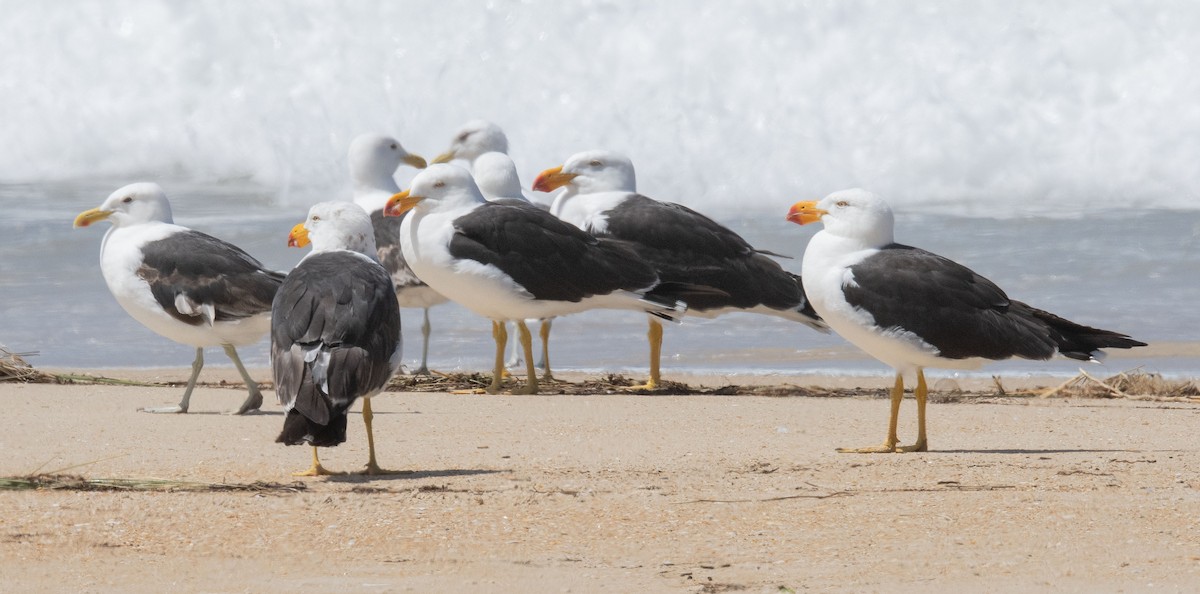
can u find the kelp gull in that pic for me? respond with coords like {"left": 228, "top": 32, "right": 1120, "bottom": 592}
{"left": 347, "top": 133, "right": 444, "bottom": 375}
{"left": 788, "top": 189, "right": 1146, "bottom": 453}
{"left": 273, "top": 201, "right": 402, "bottom": 475}
{"left": 73, "top": 182, "right": 283, "bottom": 414}
{"left": 431, "top": 121, "right": 554, "bottom": 373}
{"left": 533, "top": 150, "right": 827, "bottom": 389}
{"left": 384, "top": 164, "right": 694, "bottom": 395}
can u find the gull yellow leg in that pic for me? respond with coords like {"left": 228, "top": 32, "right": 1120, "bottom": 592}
{"left": 486, "top": 321, "right": 507, "bottom": 394}
{"left": 838, "top": 373, "right": 904, "bottom": 453}
{"left": 356, "top": 397, "right": 401, "bottom": 474}
{"left": 538, "top": 318, "right": 554, "bottom": 381}
{"left": 511, "top": 321, "right": 539, "bottom": 395}
{"left": 897, "top": 369, "right": 929, "bottom": 452}
{"left": 294, "top": 445, "right": 342, "bottom": 477}
{"left": 626, "top": 319, "right": 664, "bottom": 391}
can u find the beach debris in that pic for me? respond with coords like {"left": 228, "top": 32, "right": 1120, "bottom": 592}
{"left": 1038, "top": 368, "right": 1199, "bottom": 401}
{"left": 0, "top": 347, "right": 52, "bottom": 382}
{"left": 5, "top": 358, "right": 1193, "bottom": 401}
{"left": 0, "top": 348, "right": 204, "bottom": 386}
{"left": 0, "top": 473, "right": 306, "bottom": 493}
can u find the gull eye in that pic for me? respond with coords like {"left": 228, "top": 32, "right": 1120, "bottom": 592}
{"left": 433, "top": 181, "right": 445, "bottom": 188}
{"left": 122, "top": 196, "right": 133, "bottom": 204}
{"left": 311, "top": 215, "right": 321, "bottom": 221}
{"left": 456, "top": 132, "right": 469, "bottom": 143}
{"left": 835, "top": 200, "right": 849, "bottom": 208}
{"left": 389, "top": 142, "right": 398, "bottom": 150}
{"left": 589, "top": 160, "right": 602, "bottom": 167}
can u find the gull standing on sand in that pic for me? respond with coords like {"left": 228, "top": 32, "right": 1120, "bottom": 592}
{"left": 431, "top": 120, "right": 554, "bottom": 372}
{"left": 273, "top": 201, "right": 402, "bottom": 475}
{"left": 385, "top": 164, "right": 697, "bottom": 395}
{"left": 534, "top": 150, "right": 827, "bottom": 390}
{"left": 788, "top": 189, "right": 1146, "bottom": 452}
{"left": 347, "top": 133, "right": 442, "bottom": 375}
{"left": 470, "top": 150, "right": 573, "bottom": 379}
{"left": 73, "top": 182, "right": 283, "bottom": 414}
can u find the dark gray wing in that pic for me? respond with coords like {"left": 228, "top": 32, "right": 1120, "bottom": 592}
{"left": 369, "top": 208, "right": 427, "bottom": 292}
{"left": 842, "top": 244, "right": 1062, "bottom": 361}
{"left": 599, "top": 195, "right": 806, "bottom": 313}
{"left": 137, "top": 230, "right": 284, "bottom": 326}
{"left": 270, "top": 251, "right": 401, "bottom": 445}
{"left": 447, "top": 201, "right": 659, "bottom": 302}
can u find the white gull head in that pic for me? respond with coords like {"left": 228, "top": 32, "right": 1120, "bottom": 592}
{"left": 435, "top": 119, "right": 509, "bottom": 165}
{"left": 303, "top": 201, "right": 378, "bottom": 257}
{"left": 811, "top": 188, "right": 896, "bottom": 249}
{"left": 559, "top": 150, "right": 637, "bottom": 195}
{"left": 403, "top": 164, "right": 488, "bottom": 215}
{"left": 79, "top": 182, "right": 175, "bottom": 228}
{"left": 472, "top": 151, "right": 528, "bottom": 203}
{"left": 348, "top": 133, "right": 425, "bottom": 195}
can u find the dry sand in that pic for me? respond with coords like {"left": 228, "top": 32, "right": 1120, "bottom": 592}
{"left": 2, "top": 369, "right": 1199, "bottom": 593}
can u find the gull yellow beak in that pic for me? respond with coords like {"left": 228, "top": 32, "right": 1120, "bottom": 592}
{"left": 404, "top": 153, "right": 428, "bottom": 169}
{"left": 430, "top": 150, "right": 456, "bottom": 165}
{"left": 288, "top": 223, "right": 310, "bottom": 248}
{"left": 384, "top": 189, "right": 423, "bottom": 217}
{"left": 532, "top": 165, "right": 577, "bottom": 193}
{"left": 787, "top": 201, "right": 827, "bottom": 226}
{"left": 73, "top": 207, "right": 113, "bottom": 228}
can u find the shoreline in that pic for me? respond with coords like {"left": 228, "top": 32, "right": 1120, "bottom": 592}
{"left": 14, "top": 338, "right": 1197, "bottom": 381}
{"left": 33, "top": 364, "right": 1200, "bottom": 394}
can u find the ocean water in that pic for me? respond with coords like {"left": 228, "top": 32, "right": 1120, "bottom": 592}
{"left": 1, "top": 2, "right": 1197, "bottom": 378}
{"left": 3, "top": 180, "right": 1194, "bottom": 379}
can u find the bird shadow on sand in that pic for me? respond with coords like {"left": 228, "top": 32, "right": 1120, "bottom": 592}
{"left": 325, "top": 468, "right": 506, "bottom": 484}
{"left": 161, "top": 409, "right": 422, "bottom": 417}
{"left": 144, "top": 409, "right": 285, "bottom": 416}
{"left": 931, "top": 448, "right": 1180, "bottom": 455}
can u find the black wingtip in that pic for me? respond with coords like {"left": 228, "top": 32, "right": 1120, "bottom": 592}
{"left": 1029, "top": 306, "right": 1148, "bottom": 361}
{"left": 1058, "top": 336, "right": 1149, "bottom": 362}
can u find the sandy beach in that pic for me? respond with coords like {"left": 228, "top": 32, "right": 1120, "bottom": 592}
{"left": 2, "top": 368, "right": 1199, "bottom": 593}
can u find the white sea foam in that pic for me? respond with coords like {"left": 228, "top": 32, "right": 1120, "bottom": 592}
{"left": 5, "top": 1, "right": 1200, "bottom": 216}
